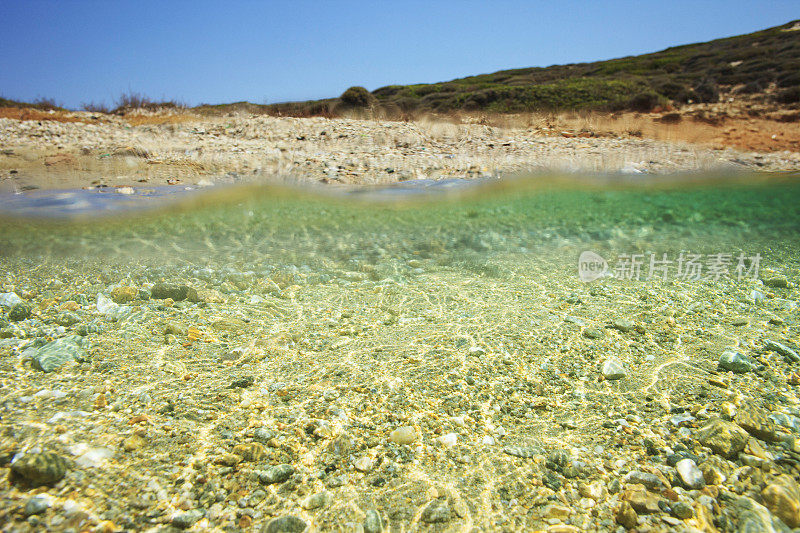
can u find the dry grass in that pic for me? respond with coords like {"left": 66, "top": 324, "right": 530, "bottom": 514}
{"left": 123, "top": 112, "right": 201, "bottom": 126}
{"left": 421, "top": 109, "right": 800, "bottom": 152}
{"left": 0, "top": 108, "right": 92, "bottom": 123}
{"left": 81, "top": 101, "right": 112, "bottom": 114}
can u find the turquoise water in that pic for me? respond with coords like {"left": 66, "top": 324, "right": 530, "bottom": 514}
{"left": 2, "top": 173, "right": 798, "bottom": 271}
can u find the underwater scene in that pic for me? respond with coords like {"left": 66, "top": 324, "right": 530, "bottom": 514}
{"left": 1, "top": 174, "right": 799, "bottom": 533}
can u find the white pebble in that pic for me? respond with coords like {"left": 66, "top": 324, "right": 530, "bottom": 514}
{"left": 437, "top": 433, "right": 458, "bottom": 447}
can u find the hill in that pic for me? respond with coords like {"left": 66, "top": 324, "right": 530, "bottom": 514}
{"left": 268, "top": 19, "right": 800, "bottom": 115}
{"left": 2, "top": 21, "right": 798, "bottom": 121}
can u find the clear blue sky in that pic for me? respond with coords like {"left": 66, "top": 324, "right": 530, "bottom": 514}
{"left": 1, "top": 0, "right": 797, "bottom": 109}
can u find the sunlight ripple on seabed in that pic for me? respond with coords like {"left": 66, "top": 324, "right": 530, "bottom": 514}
{"left": 0, "top": 172, "right": 799, "bottom": 531}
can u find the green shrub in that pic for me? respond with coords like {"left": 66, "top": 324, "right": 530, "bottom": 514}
{"left": 371, "top": 85, "right": 403, "bottom": 99}
{"left": 693, "top": 78, "right": 719, "bottom": 103}
{"left": 339, "top": 86, "right": 374, "bottom": 108}
{"left": 395, "top": 97, "right": 419, "bottom": 112}
{"left": 628, "top": 92, "right": 661, "bottom": 112}
{"left": 775, "top": 86, "right": 800, "bottom": 104}
{"left": 736, "top": 81, "right": 764, "bottom": 94}
{"left": 657, "top": 81, "right": 693, "bottom": 103}
{"left": 777, "top": 71, "right": 800, "bottom": 88}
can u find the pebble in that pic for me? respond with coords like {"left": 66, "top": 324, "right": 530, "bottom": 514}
{"left": 121, "top": 434, "right": 146, "bottom": 451}
{"left": 762, "top": 275, "right": 789, "bottom": 288}
{"left": 55, "top": 311, "right": 81, "bottom": 326}
{"left": 230, "top": 375, "right": 255, "bottom": 388}
{"left": 624, "top": 471, "right": 664, "bottom": 490}
{"left": 233, "top": 442, "right": 267, "bottom": 461}
{"left": 421, "top": 500, "right": 451, "bottom": 523}
{"left": 363, "top": 510, "right": 382, "bottom": 533}
{"left": 10, "top": 452, "right": 68, "bottom": 486}
{"left": 327, "top": 435, "right": 352, "bottom": 456}
{"left": 354, "top": 456, "right": 375, "bottom": 472}
{"left": 579, "top": 481, "right": 607, "bottom": 501}
{"left": 215, "top": 453, "right": 241, "bottom": 466}
{"left": 503, "top": 446, "right": 540, "bottom": 458}
{"left": 258, "top": 464, "right": 294, "bottom": 484}
{"left": 262, "top": 515, "right": 307, "bottom": 533}
{"left": 543, "top": 503, "right": 571, "bottom": 519}
{"left": 761, "top": 475, "right": 800, "bottom": 528}
{"left": 251, "top": 428, "right": 275, "bottom": 445}
{"left": 560, "top": 419, "right": 577, "bottom": 429}
{"left": 735, "top": 495, "right": 789, "bottom": 533}
{"left": 172, "top": 509, "right": 204, "bottom": 529}
{"left": 96, "top": 293, "right": 128, "bottom": 319}
{"left": 583, "top": 327, "right": 603, "bottom": 339}
{"left": 24, "top": 495, "right": 51, "bottom": 516}
{"left": 23, "top": 335, "right": 88, "bottom": 372}
{"left": 601, "top": 357, "right": 626, "bottom": 380}
{"left": 0, "top": 292, "right": 24, "bottom": 307}
{"left": 388, "top": 426, "right": 417, "bottom": 445}
{"left": 437, "top": 433, "right": 458, "bottom": 447}
{"left": 611, "top": 318, "right": 634, "bottom": 333}
{"left": 110, "top": 286, "right": 138, "bottom": 303}
{"left": 564, "top": 315, "right": 586, "bottom": 326}
{"left": 764, "top": 339, "right": 800, "bottom": 363}
{"left": 71, "top": 444, "right": 113, "bottom": 468}
{"left": 151, "top": 283, "right": 198, "bottom": 302}
{"left": 718, "top": 350, "right": 757, "bottom": 373}
{"left": 302, "top": 491, "right": 331, "bottom": 510}
{"left": 8, "top": 302, "right": 32, "bottom": 321}
{"left": 675, "top": 458, "right": 705, "bottom": 489}
{"left": 720, "top": 401, "right": 737, "bottom": 419}
{"left": 615, "top": 501, "right": 638, "bottom": 529}
{"left": 735, "top": 404, "right": 781, "bottom": 442}
{"left": 542, "top": 472, "right": 562, "bottom": 491}
{"left": 694, "top": 418, "right": 750, "bottom": 458}
{"left": 621, "top": 486, "right": 662, "bottom": 514}
{"left": 672, "top": 501, "right": 693, "bottom": 519}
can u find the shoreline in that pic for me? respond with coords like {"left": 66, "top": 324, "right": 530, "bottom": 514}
{"left": 2, "top": 112, "right": 800, "bottom": 194}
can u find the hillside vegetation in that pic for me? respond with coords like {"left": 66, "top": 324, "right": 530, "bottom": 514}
{"left": 272, "top": 19, "right": 800, "bottom": 115}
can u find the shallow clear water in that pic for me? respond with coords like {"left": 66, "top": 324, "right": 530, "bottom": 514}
{"left": 1, "top": 173, "right": 799, "bottom": 531}
{"left": 2, "top": 173, "right": 799, "bottom": 277}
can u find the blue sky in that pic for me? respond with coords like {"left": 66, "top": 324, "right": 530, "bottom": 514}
{"left": 1, "top": 1, "right": 797, "bottom": 109}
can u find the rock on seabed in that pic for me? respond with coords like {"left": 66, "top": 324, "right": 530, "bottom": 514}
{"left": 602, "top": 357, "right": 627, "bottom": 380}
{"left": 24, "top": 335, "right": 88, "bottom": 372}
{"left": 10, "top": 452, "right": 68, "bottom": 486}
{"left": 694, "top": 418, "right": 749, "bottom": 458}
